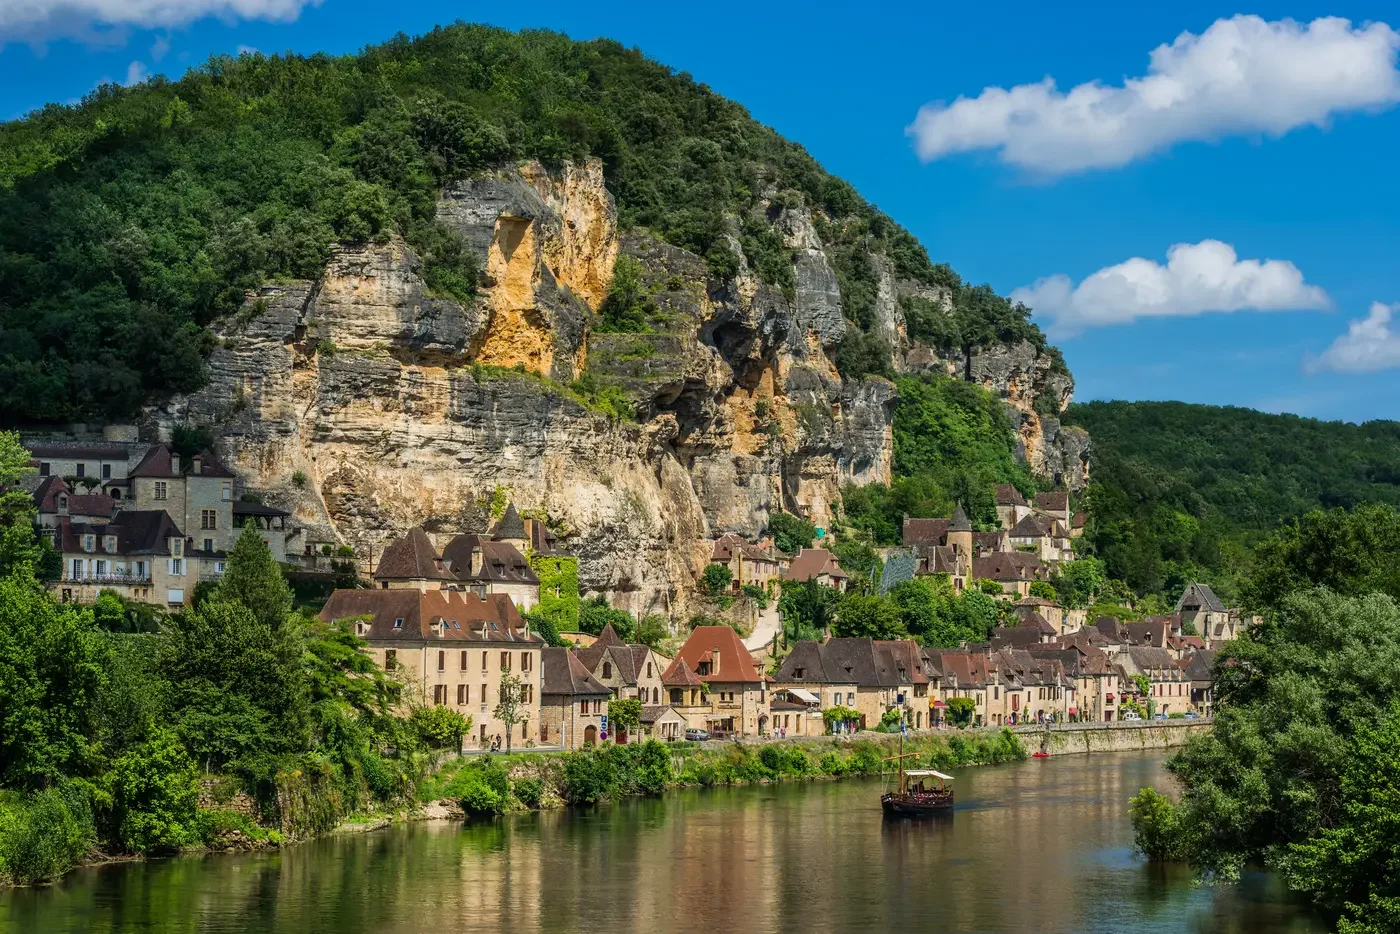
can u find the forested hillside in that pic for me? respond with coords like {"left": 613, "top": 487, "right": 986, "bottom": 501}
{"left": 0, "top": 23, "right": 1054, "bottom": 423}
{"left": 1065, "top": 400, "right": 1400, "bottom": 601}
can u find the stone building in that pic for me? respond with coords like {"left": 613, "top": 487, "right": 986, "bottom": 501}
{"left": 51, "top": 509, "right": 194, "bottom": 607}
{"left": 540, "top": 646, "right": 610, "bottom": 749}
{"left": 664, "top": 626, "right": 768, "bottom": 737}
{"left": 130, "top": 446, "right": 238, "bottom": 558}
{"left": 372, "top": 521, "right": 542, "bottom": 612}
{"left": 571, "top": 623, "right": 669, "bottom": 706}
{"left": 709, "top": 532, "right": 785, "bottom": 594}
{"left": 781, "top": 548, "right": 849, "bottom": 592}
{"left": 772, "top": 638, "right": 929, "bottom": 729}
{"left": 994, "top": 484, "right": 1032, "bottom": 530}
{"left": 319, "top": 588, "right": 544, "bottom": 750}
{"left": 1176, "top": 583, "right": 1242, "bottom": 647}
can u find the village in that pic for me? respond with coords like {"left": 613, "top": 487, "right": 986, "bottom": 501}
{"left": 24, "top": 433, "right": 1240, "bottom": 753}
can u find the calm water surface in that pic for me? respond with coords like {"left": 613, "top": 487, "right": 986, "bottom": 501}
{"left": 0, "top": 750, "right": 1325, "bottom": 934}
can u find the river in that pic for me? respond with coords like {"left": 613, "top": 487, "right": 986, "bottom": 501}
{"left": 0, "top": 750, "right": 1325, "bottom": 934}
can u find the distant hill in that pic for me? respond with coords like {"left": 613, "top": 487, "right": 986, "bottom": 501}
{"left": 1063, "top": 400, "right": 1400, "bottom": 600}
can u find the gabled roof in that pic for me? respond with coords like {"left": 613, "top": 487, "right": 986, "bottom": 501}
{"left": 990, "top": 626, "right": 1045, "bottom": 648}
{"left": 542, "top": 647, "right": 610, "bottom": 696}
{"left": 186, "top": 450, "right": 236, "bottom": 478}
{"left": 440, "top": 534, "right": 539, "bottom": 584}
{"left": 1177, "top": 582, "right": 1227, "bottom": 614}
{"left": 1014, "top": 596, "right": 1059, "bottom": 608}
{"left": 1033, "top": 492, "right": 1069, "bottom": 512}
{"left": 875, "top": 639, "right": 930, "bottom": 685}
{"left": 374, "top": 527, "right": 455, "bottom": 581}
{"left": 57, "top": 510, "right": 183, "bottom": 556}
{"left": 1010, "top": 514, "right": 1058, "bottom": 538}
{"left": 974, "top": 530, "right": 1008, "bottom": 552}
{"left": 671, "top": 626, "right": 763, "bottom": 683}
{"left": 902, "top": 518, "right": 950, "bottom": 547}
{"left": 641, "top": 705, "right": 685, "bottom": 724}
{"left": 815, "top": 638, "right": 915, "bottom": 689}
{"left": 973, "top": 552, "right": 1044, "bottom": 581}
{"left": 782, "top": 548, "right": 847, "bottom": 583}
{"left": 1015, "top": 609, "right": 1058, "bottom": 635}
{"left": 490, "top": 503, "right": 527, "bottom": 541}
{"left": 527, "top": 518, "right": 568, "bottom": 557}
{"left": 130, "top": 444, "right": 175, "bottom": 479}
{"left": 1183, "top": 649, "right": 1217, "bottom": 682}
{"left": 129, "top": 444, "right": 235, "bottom": 480}
{"left": 773, "top": 640, "right": 844, "bottom": 683}
{"left": 319, "top": 589, "right": 540, "bottom": 643}
{"left": 995, "top": 484, "right": 1027, "bottom": 506}
{"left": 1126, "top": 646, "right": 1185, "bottom": 678}
{"left": 68, "top": 493, "right": 116, "bottom": 518}
{"left": 1071, "top": 512, "right": 1087, "bottom": 529}
{"left": 33, "top": 476, "right": 68, "bottom": 512}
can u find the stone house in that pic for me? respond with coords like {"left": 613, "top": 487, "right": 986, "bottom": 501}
{"left": 373, "top": 527, "right": 457, "bottom": 590}
{"left": 971, "top": 552, "right": 1046, "bottom": 598}
{"left": 767, "top": 698, "right": 819, "bottom": 737}
{"left": 927, "top": 650, "right": 993, "bottom": 727}
{"left": 781, "top": 548, "right": 849, "bottom": 592}
{"left": 769, "top": 640, "right": 859, "bottom": 714}
{"left": 319, "top": 588, "right": 544, "bottom": 750}
{"left": 1013, "top": 595, "right": 1066, "bottom": 633}
{"left": 709, "top": 532, "right": 785, "bottom": 594}
{"left": 571, "top": 623, "right": 670, "bottom": 706}
{"left": 901, "top": 505, "right": 974, "bottom": 591}
{"left": 639, "top": 706, "right": 688, "bottom": 742}
{"left": 664, "top": 626, "right": 768, "bottom": 737}
{"left": 540, "top": 646, "right": 610, "bottom": 750}
{"left": 51, "top": 510, "right": 193, "bottom": 607}
{"left": 1032, "top": 491, "right": 1071, "bottom": 528}
{"left": 995, "top": 484, "right": 1032, "bottom": 530}
{"left": 1069, "top": 511, "right": 1087, "bottom": 539}
{"left": 1121, "top": 646, "right": 1191, "bottom": 716}
{"left": 440, "top": 533, "right": 541, "bottom": 612}
{"left": 1176, "top": 583, "right": 1241, "bottom": 647}
{"left": 1182, "top": 649, "right": 1217, "bottom": 717}
{"left": 232, "top": 500, "right": 295, "bottom": 565}
{"left": 774, "top": 638, "right": 928, "bottom": 730}
{"left": 130, "top": 446, "right": 238, "bottom": 559}
{"left": 27, "top": 441, "right": 135, "bottom": 500}
{"left": 1008, "top": 514, "right": 1073, "bottom": 563}
{"left": 974, "top": 529, "right": 1011, "bottom": 556}
{"left": 660, "top": 657, "right": 709, "bottom": 726}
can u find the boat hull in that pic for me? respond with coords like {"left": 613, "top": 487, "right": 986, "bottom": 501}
{"left": 881, "top": 792, "right": 954, "bottom": 816}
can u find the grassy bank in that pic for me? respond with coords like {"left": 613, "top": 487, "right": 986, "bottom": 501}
{"left": 419, "top": 729, "right": 1028, "bottom": 817}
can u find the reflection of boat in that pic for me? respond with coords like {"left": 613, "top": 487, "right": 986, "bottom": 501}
{"left": 880, "top": 738, "right": 954, "bottom": 815}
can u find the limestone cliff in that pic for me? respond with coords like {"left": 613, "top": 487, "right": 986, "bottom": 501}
{"left": 153, "top": 158, "right": 1080, "bottom": 615}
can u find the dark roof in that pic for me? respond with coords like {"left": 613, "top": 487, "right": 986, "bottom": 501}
{"left": 773, "top": 640, "right": 844, "bottom": 684}
{"left": 69, "top": 493, "right": 116, "bottom": 518}
{"left": 26, "top": 442, "right": 129, "bottom": 460}
{"left": 440, "top": 534, "right": 539, "bottom": 584}
{"left": 490, "top": 503, "right": 527, "bottom": 541}
{"left": 973, "top": 552, "right": 1044, "bottom": 581}
{"left": 1034, "top": 492, "right": 1069, "bottom": 512}
{"left": 1183, "top": 649, "right": 1218, "bottom": 682}
{"left": 810, "top": 638, "right": 918, "bottom": 689}
{"left": 995, "top": 484, "right": 1027, "bottom": 506}
{"left": 782, "top": 548, "right": 847, "bottom": 583}
{"left": 527, "top": 518, "right": 568, "bottom": 557}
{"left": 1015, "top": 596, "right": 1059, "bottom": 608}
{"left": 902, "top": 518, "right": 950, "bottom": 547}
{"left": 233, "top": 501, "right": 291, "bottom": 518}
{"left": 875, "top": 640, "right": 930, "bottom": 685}
{"left": 57, "top": 510, "right": 183, "bottom": 556}
{"left": 542, "top": 647, "right": 610, "bottom": 696}
{"left": 949, "top": 503, "right": 972, "bottom": 532}
{"left": 641, "top": 705, "right": 684, "bottom": 724}
{"left": 33, "top": 476, "right": 68, "bottom": 512}
{"left": 1127, "top": 646, "right": 1185, "bottom": 678}
{"left": 1177, "top": 582, "right": 1227, "bottom": 613}
{"left": 1072, "top": 511, "right": 1087, "bottom": 529}
{"left": 1015, "top": 609, "right": 1058, "bottom": 635}
{"left": 670, "top": 626, "right": 763, "bottom": 683}
{"left": 129, "top": 444, "right": 235, "bottom": 480}
{"left": 1010, "top": 514, "right": 1059, "bottom": 538}
{"left": 186, "top": 450, "right": 236, "bottom": 478}
{"left": 990, "top": 626, "right": 1045, "bottom": 648}
{"left": 319, "top": 589, "right": 540, "bottom": 643}
{"left": 374, "top": 527, "right": 455, "bottom": 581}
{"left": 130, "top": 445, "right": 175, "bottom": 478}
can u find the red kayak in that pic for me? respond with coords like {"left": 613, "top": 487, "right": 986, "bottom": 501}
{"left": 1032, "top": 752, "right": 1050, "bottom": 758}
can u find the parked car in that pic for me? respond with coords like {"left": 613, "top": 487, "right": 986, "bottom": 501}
{"left": 1121, "top": 711, "right": 1142, "bottom": 722}
{"left": 1183, "top": 712, "right": 1201, "bottom": 719}
{"left": 1153, "top": 713, "right": 1168, "bottom": 720}
{"left": 685, "top": 728, "right": 711, "bottom": 742}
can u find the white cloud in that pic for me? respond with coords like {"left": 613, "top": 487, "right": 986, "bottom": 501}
{"left": 0, "top": 1, "right": 321, "bottom": 44}
{"left": 236, "top": 44, "right": 259, "bottom": 55}
{"left": 1011, "top": 240, "right": 1330, "bottom": 337}
{"left": 908, "top": 15, "right": 1400, "bottom": 174}
{"left": 1306, "top": 302, "right": 1400, "bottom": 373}
{"left": 149, "top": 34, "right": 169, "bottom": 61}
{"left": 124, "top": 59, "right": 147, "bottom": 85}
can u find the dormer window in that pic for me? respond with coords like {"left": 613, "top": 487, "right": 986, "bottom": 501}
{"left": 103, "top": 536, "right": 116, "bottom": 553}
{"left": 355, "top": 621, "right": 370, "bottom": 637}
{"left": 393, "top": 618, "right": 404, "bottom": 629}
{"left": 171, "top": 538, "right": 183, "bottom": 557}
{"left": 83, "top": 535, "right": 94, "bottom": 553}
{"left": 57, "top": 493, "right": 68, "bottom": 511}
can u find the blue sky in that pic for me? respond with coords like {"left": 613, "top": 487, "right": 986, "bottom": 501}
{"left": 2, "top": 1, "right": 1399, "bottom": 422}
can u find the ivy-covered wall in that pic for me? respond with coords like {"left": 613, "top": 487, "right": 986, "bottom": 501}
{"left": 532, "top": 555, "right": 580, "bottom": 630}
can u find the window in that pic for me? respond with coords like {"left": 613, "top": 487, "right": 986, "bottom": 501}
{"left": 171, "top": 539, "right": 183, "bottom": 557}
{"left": 76, "top": 463, "right": 85, "bottom": 478}
{"left": 103, "top": 536, "right": 116, "bottom": 553}
{"left": 438, "top": 651, "right": 445, "bottom": 672}
{"left": 167, "top": 589, "right": 184, "bottom": 604}
{"left": 135, "top": 561, "right": 146, "bottom": 578}
{"left": 202, "top": 538, "right": 213, "bottom": 553}
{"left": 102, "top": 464, "right": 111, "bottom": 479}
{"left": 481, "top": 684, "right": 487, "bottom": 704}
{"left": 39, "top": 462, "right": 49, "bottom": 477}
{"left": 501, "top": 651, "right": 511, "bottom": 671}
{"left": 602, "top": 661, "right": 612, "bottom": 679}
{"left": 169, "top": 558, "right": 184, "bottom": 576}
{"left": 521, "top": 652, "right": 531, "bottom": 672}
{"left": 433, "top": 685, "right": 446, "bottom": 706}
{"left": 95, "top": 560, "right": 106, "bottom": 577}
{"left": 652, "top": 688, "right": 659, "bottom": 704}
{"left": 154, "top": 481, "right": 167, "bottom": 501}
{"left": 994, "top": 686, "right": 1000, "bottom": 699}
{"left": 384, "top": 650, "right": 397, "bottom": 669}
{"left": 482, "top": 652, "right": 488, "bottom": 671}
{"left": 201, "top": 509, "right": 217, "bottom": 530}
{"left": 71, "top": 558, "right": 83, "bottom": 579}
{"left": 671, "top": 688, "right": 682, "bottom": 704}
{"left": 84, "top": 535, "right": 94, "bottom": 552}
{"left": 847, "top": 692, "right": 855, "bottom": 705}
{"left": 392, "top": 618, "right": 404, "bottom": 629}
{"left": 460, "top": 651, "right": 469, "bottom": 671}
{"left": 457, "top": 685, "right": 466, "bottom": 705}
{"left": 647, "top": 662, "right": 653, "bottom": 678}
{"left": 221, "top": 482, "right": 232, "bottom": 501}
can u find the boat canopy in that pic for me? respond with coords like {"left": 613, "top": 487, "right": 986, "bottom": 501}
{"left": 904, "top": 769, "right": 954, "bottom": 781}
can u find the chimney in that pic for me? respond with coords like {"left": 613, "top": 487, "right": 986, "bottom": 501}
{"left": 170, "top": 453, "right": 180, "bottom": 475}
{"left": 712, "top": 646, "right": 721, "bottom": 675}
{"left": 192, "top": 455, "right": 202, "bottom": 475}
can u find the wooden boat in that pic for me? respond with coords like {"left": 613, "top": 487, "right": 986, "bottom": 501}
{"left": 880, "top": 738, "right": 954, "bottom": 815}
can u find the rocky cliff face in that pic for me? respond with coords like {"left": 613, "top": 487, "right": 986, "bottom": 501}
{"left": 153, "top": 158, "right": 1082, "bottom": 615}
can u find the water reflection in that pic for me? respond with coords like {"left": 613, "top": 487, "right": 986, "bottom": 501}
{"left": 0, "top": 751, "right": 1325, "bottom": 934}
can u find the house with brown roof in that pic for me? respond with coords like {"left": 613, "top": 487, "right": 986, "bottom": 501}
{"left": 320, "top": 588, "right": 544, "bottom": 750}
{"left": 441, "top": 533, "right": 541, "bottom": 612}
{"left": 768, "top": 640, "right": 858, "bottom": 715}
{"left": 774, "top": 638, "right": 930, "bottom": 730}
{"left": 1069, "top": 510, "right": 1087, "bottom": 539}
{"left": 994, "top": 484, "right": 1032, "bottom": 530}
{"left": 1176, "top": 583, "right": 1243, "bottom": 647}
{"left": 709, "top": 532, "right": 785, "bottom": 594}
{"left": 373, "top": 527, "right": 456, "bottom": 591}
{"left": 782, "top": 548, "right": 849, "bottom": 592}
{"left": 572, "top": 623, "right": 670, "bottom": 707}
{"left": 1008, "top": 513, "right": 1074, "bottom": 563}
{"left": 1121, "top": 646, "right": 1191, "bottom": 716}
{"left": 900, "top": 506, "right": 973, "bottom": 591}
{"left": 130, "top": 445, "right": 242, "bottom": 559}
{"left": 1032, "top": 491, "right": 1070, "bottom": 528}
{"left": 1014, "top": 595, "right": 1066, "bottom": 633}
{"left": 540, "top": 647, "right": 611, "bottom": 749}
{"left": 51, "top": 509, "right": 195, "bottom": 607}
{"left": 27, "top": 441, "right": 137, "bottom": 500}
{"left": 663, "top": 626, "right": 768, "bottom": 737}
{"left": 971, "top": 551, "right": 1047, "bottom": 598}
{"left": 927, "top": 650, "right": 996, "bottom": 727}
{"left": 1182, "top": 649, "right": 1218, "bottom": 717}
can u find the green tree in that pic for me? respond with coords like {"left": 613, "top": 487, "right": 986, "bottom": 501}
{"left": 108, "top": 731, "right": 199, "bottom": 854}
{"left": 700, "top": 563, "right": 733, "bottom": 596}
{"left": 946, "top": 696, "right": 976, "bottom": 728}
{"left": 832, "top": 593, "right": 905, "bottom": 640}
{"left": 778, "top": 580, "right": 837, "bottom": 643}
{"left": 768, "top": 513, "right": 817, "bottom": 555}
{"left": 607, "top": 697, "right": 642, "bottom": 742}
{"left": 597, "top": 254, "right": 653, "bottom": 333}
{"left": 1241, "top": 504, "right": 1400, "bottom": 613}
{"left": 494, "top": 672, "right": 528, "bottom": 754}
{"left": 578, "top": 595, "right": 635, "bottom": 640}
{"left": 633, "top": 614, "right": 670, "bottom": 649}
{"left": 409, "top": 706, "right": 470, "bottom": 751}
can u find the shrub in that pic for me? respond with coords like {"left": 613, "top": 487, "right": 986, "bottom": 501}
{"left": 700, "top": 563, "right": 733, "bottom": 596}
{"left": 446, "top": 759, "right": 510, "bottom": 818}
{"left": 0, "top": 785, "right": 94, "bottom": 884}
{"left": 409, "top": 706, "right": 469, "bottom": 751}
{"left": 634, "top": 740, "right": 672, "bottom": 795}
{"left": 109, "top": 731, "right": 200, "bottom": 853}
{"left": 847, "top": 742, "right": 882, "bottom": 776}
{"left": 947, "top": 696, "right": 976, "bottom": 728}
{"left": 818, "top": 751, "right": 847, "bottom": 776}
{"left": 1129, "top": 788, "right": 1182, "bottom": 860}
{"left": 562, "top": 748, "right": 619, "bottom": 804}
{"left": 740, "top": 584, "right": 768, "bottom": 609}
{"left": 291, "top": 471, "right": 309, "bottom": 488}
{"left": 511, "top": 778, "right": 543, "bottom": 809}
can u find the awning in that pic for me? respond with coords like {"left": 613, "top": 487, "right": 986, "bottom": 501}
{"left": 788, "top": 688, "right": 820, "bottom": 704}
{"left": 1069, "top": 708, "right": 1078, "bottom": 714}
{"left": 905, "top": 769, "right": 954, "bottom": 781}
{"left": 931, "top": 700, "right": 948, "bottom": 708}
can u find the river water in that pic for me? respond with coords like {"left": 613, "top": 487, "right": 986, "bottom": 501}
{"left": 0, "top": 750, "right": 1325, "bottom": 934}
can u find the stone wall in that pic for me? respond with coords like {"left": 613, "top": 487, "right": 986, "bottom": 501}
{"left": 1013, "top": 720, "right": 1210, "bottom": 755}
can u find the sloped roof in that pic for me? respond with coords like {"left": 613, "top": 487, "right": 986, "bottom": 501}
{"left": 1183, "top": 649, "right": 1217, "bottom": 682}
{"left": 949, "top": 503, "right": 972, "bottom": 532}
{"left": 26, "top": 442, "right": 129, "bottom": 460}
{"left": 232, "top": 500, "right": 291, "bottom": 518}
{"left": 671, "top": 626, "right": 763, "bottom": 683}
{"left": 57, "top": 510, "right": 183, "bottom": 556}
{"left": 641, "top": 705, "right": 685, "bottom": 724}
{"left": 319, "top": 589, "right": 539, "bottom": 643}
{"left": 490, "top": 503, "right": 527, "bottom": 541}
{"left": 973, "top": 552, "right": 1044, "bottom": 581}
{"left": 1015, "top": 596, "right": 1060, "bottom": 608}
{"left": 542, "top": 647, "right": 610, "bottom": 696}
{"left": 1177, "top": 582, "right": 1227, "bottom": 613}
{"left": 902, "top": 518, "right": 950, "bottom": 547}
{"left": 130, "top": 444, "right": 176, "bottom": 478}
{"left": 68, "top": 493, "right": 116, "bottom": 518}
{"left": 1016, "top": 609, "right": 1058, "bottom": 635}
{"left": 186, "top": 450, "right": 236, "bottom": 478}
{"left": 1010, "top": 514, "right": 1058, "bottom": 538}
{"left": 773, "top": 640, "right": 841, "bottom": 683}
{"left": 440, "top": 534, "right": 539, "bottom": 584}
{"left": 816, "top": 638, "right": 913, "bottom": 689}
{"left": 782, "top": 548, "right": 847, "bottom": 583}
{"left": 661, "top": 656, "right": 705, "bottom": 687}
{"left": 974, "top": 530, "right": 1008, "bottom": 552}
{"left": 990, "top": 626, "right": 1044, "bottom": 648}
{"left": 1071, "top": 511, "right": 1087, "bottom": 529}
{"left": 33, "top": 476, "right": 68, "bottom": 512}
{"left": 995, "top": 484, "right": 1027, "bottom": 506}
{"left": 1034, "top": 492, "right": 1069, "bottom": 512}
{"left": 374, "top": 527, "right": 454, "bottom": 581}
{"left": 527, "top": 518, "right": 567, "bottom": 557}
{"left": 875, "top": 639, "right": 930, "bottom": 685}
{"left": 1127, "top": 646, "right": 1185, "bottom": 678}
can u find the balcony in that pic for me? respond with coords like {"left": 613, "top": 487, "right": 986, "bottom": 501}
{"left": 65, "top": 571, "right": 152, "bottom": 585}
